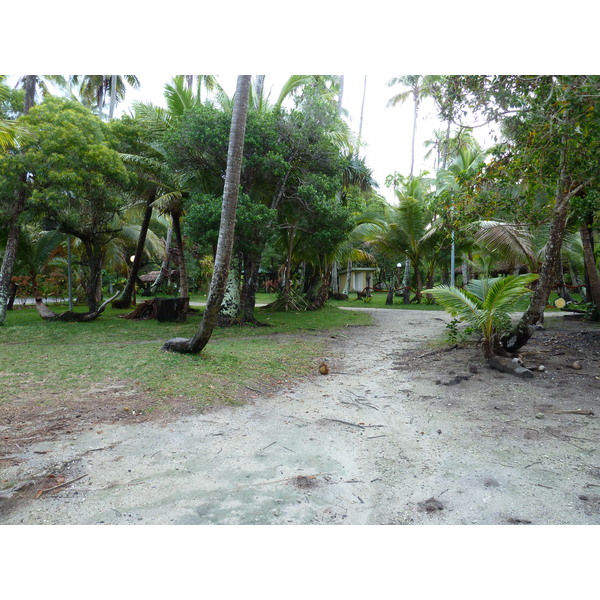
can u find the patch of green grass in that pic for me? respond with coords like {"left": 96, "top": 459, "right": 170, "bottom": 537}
{"left": 0, "top": 304, "right": 371, "bottom": 407}
{"left": 188, "top": 292, "right": 278, "bottom": 305}
{"left": 329, "top": 291, "right": 443, "bottom": 310}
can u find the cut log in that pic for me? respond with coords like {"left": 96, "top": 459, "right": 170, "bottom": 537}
{"left": 35, "top": 292, "right": 119, "bottom": 322}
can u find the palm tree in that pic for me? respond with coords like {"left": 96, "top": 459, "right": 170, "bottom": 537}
{"left": 184, "top": 75, "right": 221, "bottom": 103}
{"left": 71, "top": 75, "right": 140, "bottom": 120}
{"left": 163, "top": 75, "right": 251, "bottom": 354}
{"left": 367, "top": 191, "right": 440, "bottom": 302}
{"left": 387, "top": 75, "right": 439, "bottom": 178}
{"left": 15, "top": 75, "right": 68, "bottom": 114}
{"left": 425, "top": 273, "right": 539, "bottom": 360}
{"left": 130, "top": 75, "right": 214, "bottom": 300}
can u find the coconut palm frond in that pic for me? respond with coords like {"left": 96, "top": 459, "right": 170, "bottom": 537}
{"left": 472, "top": 221, "right": 536, "bottom": 268}
{"left": 132, "top": 102, "right": 173, "bottom": 138}
{"left": 479, "top": 273, "right": 539, "bottom": 315}
{"left": 275, "top": 76, "right": 316, "bottom": 108}
{"left": 423, "top": 284, "right": 483, "bottom": 324}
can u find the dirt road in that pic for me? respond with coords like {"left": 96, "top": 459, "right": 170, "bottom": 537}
{"left": 2, "top": 308, "right": 600, "bottom": 525}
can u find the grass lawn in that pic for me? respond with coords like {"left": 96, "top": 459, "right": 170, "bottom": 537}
{"left": 0, "top": 303, "right": 371, "bottom": 408}
{"left": 329, "top": 291, "right": 444, "bottom": 310}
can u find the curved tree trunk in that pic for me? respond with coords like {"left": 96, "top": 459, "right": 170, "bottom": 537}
{"left": 162, "top": 75, "right": 251, "bottom": 353}
{"left": 503, "top": 152, "right": 588, "bottom": 352}
{"left": 113, "top": 195, "right": 154, "bottom": 309}
{"left": 35, "top": 291, "right": 119, "bottom": 322}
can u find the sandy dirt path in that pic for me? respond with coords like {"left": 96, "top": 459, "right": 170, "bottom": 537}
{"left": 2, "top": 307, "right": 599, "bottom": 525}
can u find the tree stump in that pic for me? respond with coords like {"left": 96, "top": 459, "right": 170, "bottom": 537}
{"left": 121, "top": 297, "right": 189, "bottom": 322}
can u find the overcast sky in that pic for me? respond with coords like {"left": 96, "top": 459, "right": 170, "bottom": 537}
{"left": 7, "top": 2, "right": 592, "bottom": 205}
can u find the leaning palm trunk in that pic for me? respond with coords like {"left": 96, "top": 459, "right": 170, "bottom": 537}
{"left": 504, "top": 150, "right": 588, "bottom": 352}
{"left": 113, "top": 194, "right": 154, "bottom": 308}
{"left": 162, "top": 75, "right": 251, "bottom": 354}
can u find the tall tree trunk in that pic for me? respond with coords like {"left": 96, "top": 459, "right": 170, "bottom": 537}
{"left": 402, "top": 258, "right": 411, "bottom": 303}
{"left": 171, "top": 210, "right": 188, "bottom": 301}
{"left": 23, "top": 75, "right": 37, "bottom": 114}
{"left": 555, "top": 253, "right": 575, "bottom": 302}
{"left": 97, "top": 82, "right": 104, "bottom": 121}
{"left": 409, "top": 94, "right": 419, "bottom": 178}
{"left": 461, "top": 262, "right": 469, "bottom": 285}
{"left": 163, "top": 75, "right": 251, "bottom": 353}
{"left": 255, "top": 75, "right": 265, "bottom": 106}
{"left": 0, "top": 191, "right": 25, "bottom": 325}
{"left": 108, "top": 75, "right": 117, "bottom": 120}
{"left": 241, "top": 252, "right": 261, "bottom": 322}
{"left": 342, "top": 260, "right": 352, "bottom": 295}
{"left": 150, "top": 224, "right": 173, "bottom": 294}
{"left": 217, "top": 257, "right": 242, "bottom": 326}
{"left": 281, "top": 227, "right": 296, "bottom": 308}
{"left": 113, "top": 195, "right": 154, "bottom": 308}
{"left": 0, "top": 78, "right": 37, "bottom": 325}
{"left": 306, "top": 265, "right": 332, "bottom": 311}
{"left": 82, "top": 240, "right": 103, "bottom": 313}
{"left": 357, "top": 76, "right": 367, "bottom": 147}
{"left": 504, "top": 151, "right": 587, "bottom": 351}
{"left": 567, "top": 256, "right": 583, "bottom": 294}
{"left": 337, "top": 75, "right": 344, "bottom": 116}
{"left": 331, "top": 261, "right": 339, "bottom": 294}
{"left": 580, "top": 221, "right": 600, "bottom": 311}
{"left": 414, "top": 263, "right": 423, "bottom": 303}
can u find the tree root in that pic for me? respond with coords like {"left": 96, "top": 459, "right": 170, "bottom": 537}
{"left": 487, "top": 355, "right": 534, "bottom": 378}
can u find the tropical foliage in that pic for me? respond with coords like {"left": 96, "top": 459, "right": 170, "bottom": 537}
{"left": 0, "top": 72, "right": 599, "bottom": 364}
{"left": 424, "top": 273, "right": 539, "bottom": 358}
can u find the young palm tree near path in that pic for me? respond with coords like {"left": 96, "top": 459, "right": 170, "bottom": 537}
{"left": 425, "top": 273, "right": 539, "bottom": 361}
